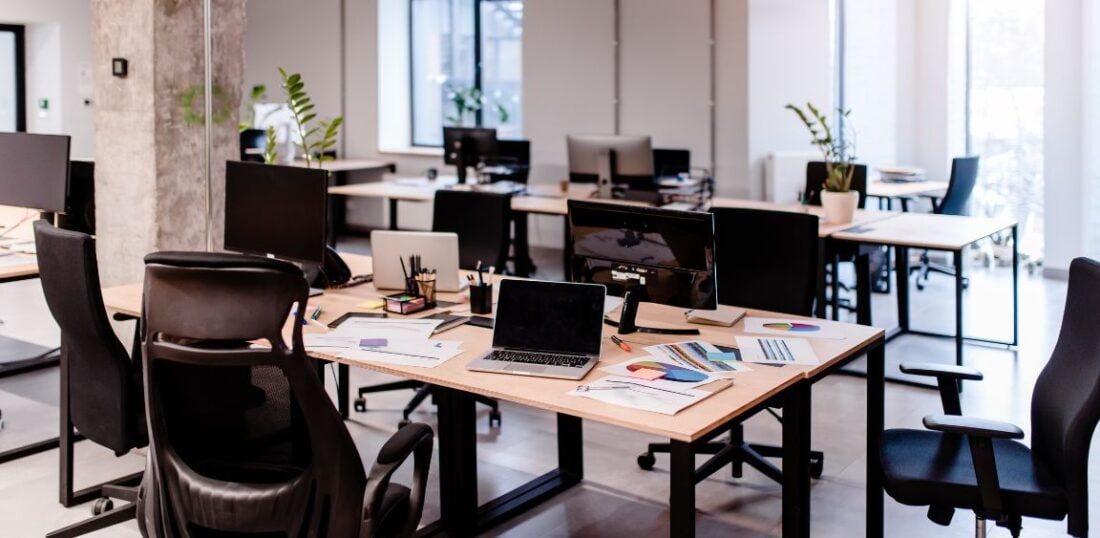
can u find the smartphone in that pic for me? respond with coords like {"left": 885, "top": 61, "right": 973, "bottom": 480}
{"left": 467, "top": 315, "right": 494, "bottom": 329}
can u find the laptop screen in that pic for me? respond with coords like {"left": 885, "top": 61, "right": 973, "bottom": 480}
{"left": 493, "top": 279, "right": 606, "bottom": 355}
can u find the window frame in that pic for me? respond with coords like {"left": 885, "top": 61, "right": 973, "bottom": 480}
{"left": 0, "top": 24, "right": 27, "bottom": 132}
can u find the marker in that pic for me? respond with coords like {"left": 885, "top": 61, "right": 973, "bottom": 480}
{"left": 310, "top": 306, "right": 322, "bottom": 321}
{"left": 610, "top": 335, "right": 631, "bottom": 353}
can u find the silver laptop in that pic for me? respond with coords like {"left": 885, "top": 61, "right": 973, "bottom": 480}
{"left": 371, "top": 231, "right": 465, "bottom": 292}
{"left": 466, "top": 279, "right": 605, "bottom": 380}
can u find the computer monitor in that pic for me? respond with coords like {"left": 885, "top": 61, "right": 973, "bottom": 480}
{"left": 567, "top": 199, "right": 717, "bottom": 335}
{"left": 443, "top": 126, "right": 498, "bottom": 183}
{"left": 224, "top": 160, "right": 327, "bottom": 265}
{"left": 0, "top": 132, "right": 71, "bottom": 213}
{"left": 566, "top": 134, "right": 654, "bottom": 198}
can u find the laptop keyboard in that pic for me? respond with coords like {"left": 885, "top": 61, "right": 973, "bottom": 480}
{"left": 488, "top": 350, "right": 591, "bottom": 368}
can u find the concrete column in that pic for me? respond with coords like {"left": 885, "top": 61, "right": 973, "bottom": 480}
{"left": 91, "top": 0, "right": 245, "bottom": 285}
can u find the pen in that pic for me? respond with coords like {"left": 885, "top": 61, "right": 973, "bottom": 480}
{"left": 310, "top": 306, "right": 322, "bottom": 321}
{"left": 400, "top": 257, "right": 409, "bottom": 281}
{"left": 610, "top": 335, "right": 631, "bottom": 352}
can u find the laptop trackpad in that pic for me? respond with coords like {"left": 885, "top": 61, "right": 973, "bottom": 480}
{"left": 505, "top": 363, "right": 547, "bottom": 374}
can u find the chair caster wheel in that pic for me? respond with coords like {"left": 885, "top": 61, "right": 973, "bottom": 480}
{"left": 637, "top": 452, "right": 656, "bottom": 470}
{"left": 398, "top": 418, "right": 411, "bottom": 429}
{"left": 810, "top": 460, "right": 824, "bottom": 479}
{"left": 353, "top": 397, "right": 366, "bottom": 413}
{"left": 92, "top": 497, "right": 114, "bottom": 515}
{"left": 489, "top": 410, "right": 502, "bottom": 428}
{"left": 915, "top": 281, "right": 925, "bottom": 291}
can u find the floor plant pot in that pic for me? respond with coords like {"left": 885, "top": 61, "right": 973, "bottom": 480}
{"left": 821, "top": 190, "right": 859, "bottom": 224}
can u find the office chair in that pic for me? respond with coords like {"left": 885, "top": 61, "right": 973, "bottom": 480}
{"left": 34, "top": 221, "right": 147, "bottom": 538}
{"left": 239, "top": 128, "right": 266, "bottom": 162}
{"left": 910, "top": 156, "right": 980, "bottom": 291}
{"left": 138, "top": 251, "right": 433, "bottom": 537}
{"left": 881, "top": 256, "right": 1100, "bottom": 537}
{"left": 637, "top": 207, "right": 825, "bottom": 482}
{"left": 489, "top": 139, "right": 531, "bottom": 184}
{"left": 653, "top": 148, "right": 691, "bottom": 177}
{"left": 804, "top": 161, "right": 874, "bottom": 316}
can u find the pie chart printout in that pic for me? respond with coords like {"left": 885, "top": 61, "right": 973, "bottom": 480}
{"left": 625, "top": 361, "right": 709, "bottom": 382}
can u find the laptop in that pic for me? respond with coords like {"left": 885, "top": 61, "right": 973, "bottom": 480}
{"left": 371, "top": 231, "right": 465, "bottom": 292}
{"left": 466, "top": 279, "right": 606, "bottom": 380}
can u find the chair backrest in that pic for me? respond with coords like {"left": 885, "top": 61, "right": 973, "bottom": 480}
{"left": 490, "top": 139, "right": 530, "bottom": 184}
{"left": 239, "top": 128, "right": 266, "bottom": 163}
{"left": 1029, "top": 257, "right": 1100, "bottom": 536}
{"left": 653, "top": 148, "right": 691, "bottom": 177}
{"left": 804, "top": 161, "right": 868, "bottom": 209}
{"left": 33, "top": 220, "right": 144, "bottom": 454}
{"left": 937, "top": 156, "right": 979, "bottom": 216}
{"left": 709, "top": 207, "right": 819, "bottom": 316}
{"left": 140, "top": 251, "right": 366, "bottom": 537}
{"left": 432, "top": 189, "right": 512, "bottom": 271}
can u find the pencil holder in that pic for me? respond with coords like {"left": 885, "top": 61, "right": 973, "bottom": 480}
{"left": 417, "top": 276, "right": 437, "bottom": 305}
{"left": 470, "top": 284, "right": 492, "bottom": 315}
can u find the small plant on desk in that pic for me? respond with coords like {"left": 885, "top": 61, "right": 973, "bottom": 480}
{"left": 787, "top": 102, "right": 860, "bottom": 223}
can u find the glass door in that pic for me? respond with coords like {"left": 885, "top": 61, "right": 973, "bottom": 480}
{"left": 0, "top": 24, "right": 26, "bottom": 132}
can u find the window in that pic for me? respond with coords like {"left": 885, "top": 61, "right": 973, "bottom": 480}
{"left": 0, "top": 24, "right": 26, "bottom": 132}
{"left": 409, "top": 0, "right": 522, "bottom": 147}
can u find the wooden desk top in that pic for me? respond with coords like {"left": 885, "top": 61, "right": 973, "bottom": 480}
{"left": 829, "top": 212, "right": 1017, "bottom": 250}
{"left": 708, "top": 198, "right": 900, "bottom": 238}
{"left": 294, "top": 158, "right": 397, "bottom": 174}
{"left": 101, "top": 253, "right": 882, "bottom": 442}
{"left": 0, "top": 206, "right": 39, "bottom": 282}
{"left": 866, "top": 180, "right": 949, "bottom": 199}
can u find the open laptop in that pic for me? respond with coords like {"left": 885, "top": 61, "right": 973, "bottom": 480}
{"left": 466, "top": 279, "right": 605, "bottom": 380}
{"left": 371, "top": 231, "right": 465, "bottom": 292}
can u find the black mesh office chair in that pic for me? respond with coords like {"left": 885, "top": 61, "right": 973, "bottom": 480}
{"left": 881, "top": 257, "right": 1100, "bottom": 537}
{"left": 638, "top": 207, "right": 826, "bottom": 481}
{"left": 138, "top": 251, "right": 433, "bottom": 538}
{"left": 34, "top": 221, "right": 147, "bottom": 538}
{"left": 910, "top": 156, "right": 980, "bottom": 290}
{"left": 489, "top": 139, "right": 530, "bottom": 184}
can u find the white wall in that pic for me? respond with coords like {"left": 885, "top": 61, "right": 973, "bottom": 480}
{"left": 0, "top": 0, "right": 94, "bottom": 157}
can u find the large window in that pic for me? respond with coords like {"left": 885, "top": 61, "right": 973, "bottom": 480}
{"left": 0, "top": 25, "right": 26, "bottom": 133}
{"left": 966, "top": 0, "right": 1044, "bottom": 257}
{"left": 410, "top": 0, "right": 522, "bottom": 147}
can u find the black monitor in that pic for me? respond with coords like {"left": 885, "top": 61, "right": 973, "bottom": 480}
{"left": 443, "top": 127, "right": 498, "bottom": 184}
{"left": 224, "top": 160, "right": 327, "bottom": 265}
{"left": 0, "top": 132, "right": 71, "bottom": 212}
{"left": 568, "top": 200, "right": 717, "bottom": 335}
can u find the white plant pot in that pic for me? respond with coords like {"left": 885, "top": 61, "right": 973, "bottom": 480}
{"left": 821, "top": 191, "right": 859, "bottom": 224}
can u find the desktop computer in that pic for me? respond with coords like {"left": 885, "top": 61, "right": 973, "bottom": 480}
{"left": 443, "top": 126, "right": 498, "bottom": 184}
{"left": 566, "top": 134, "right": 655, "bottom": 200}
{"left": 568, "top": 199, "right": 717, "bottom": 335}
{"left": 224, "top": 160, "right": 356, "bottom": 290}
{"left": 0, "top": 132, "right": 71, "bottom": 213}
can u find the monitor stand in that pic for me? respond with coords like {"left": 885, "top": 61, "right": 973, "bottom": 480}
{"left": 604, "top": 290, "right": 700, "bottom": 336}
{"left": 596, "top": 149, "right": 614, "bottom": 199}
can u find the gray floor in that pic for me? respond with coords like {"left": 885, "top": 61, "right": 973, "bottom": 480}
{"left": 0, "top": 241, "right": 1086, "bottom": 537}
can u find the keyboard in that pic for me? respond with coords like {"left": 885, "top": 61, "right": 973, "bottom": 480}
{"left": 487, "top": 350, "right": 591, "bottom": 368}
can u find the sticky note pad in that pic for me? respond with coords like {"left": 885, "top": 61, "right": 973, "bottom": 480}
{"left": 357, "top": 299, "right": 384, "bottom": 310}
{"left": 360, "top": 338, "right": 388, "bottom": 347}
{"left": 629, "top": 368, "right": 666, "bottom": 381}
{"left": 707, "top": 351, "right": 740, "bottom": 362}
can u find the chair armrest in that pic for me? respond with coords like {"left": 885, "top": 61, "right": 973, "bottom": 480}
{"left": 900, "top": 362, "right": 983, "bottom": 381}
{"left": 923, "top": 414, "right": 1024, "bottom": 440}
{"left": 363, "top": 423, "right": 434, "bottom": 537}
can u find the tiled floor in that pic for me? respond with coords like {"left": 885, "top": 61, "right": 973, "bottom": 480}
{"left": 0, "top": 240, "right": 1086, "bottom": 537}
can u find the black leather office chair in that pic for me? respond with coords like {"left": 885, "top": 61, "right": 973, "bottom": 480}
{"left": 910, "top": 156, "right": 980, "bottom": 290}
{"left": 239, "top": 128, "right": 266, "bottom": 162}
{"left": 34, "top": 221, "right": 147, "bottom": 538}
{"left": 881, "top": 256, "right": 1100, "bottom": 537}
{"left": 638, "top": 207, "right": 825, "bottom": 481}
{"left": 653, "top": 148, "right": 691, "bottom": 177}
{"left": 138, "top": 251, "right": 433, "bottom": 538}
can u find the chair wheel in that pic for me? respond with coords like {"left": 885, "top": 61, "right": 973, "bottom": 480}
{"left": 637, "top": 452, "right": 656, "bottom": 470}
{"left": 915, "top": 280, "right": 925, "bottom": 291}
{"left": 353, "top": 397, "right": 366, "bottom": 413}
{"left": 489, "top": 410, "right": 502, "bottom": 428}
{"left": 92, "top": 497, "right": 113, "bottom": 515}
{"left": 398, "top": 418, "right": 411, "bottom": 429}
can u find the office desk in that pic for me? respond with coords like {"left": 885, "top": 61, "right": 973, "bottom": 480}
{"left": 866, "top": 180, "right": 949, "bottom": 211}
{"left": 707, "top": 198, "right": 899, "bottom": 237}
{"left": 101, "top": 253, "right": 887, "bottom": 538}
{"left": 831, "top": 212, "right": 1018, "bottom": 369}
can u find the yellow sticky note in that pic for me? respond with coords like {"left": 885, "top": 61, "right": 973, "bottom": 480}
{"left": 357, "top": 298, "right": 384, "bottom": 310}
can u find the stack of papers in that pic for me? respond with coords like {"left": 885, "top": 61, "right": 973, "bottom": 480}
{"left": 304, "top": 317, "right": 463, "bottom": 368}
{"left": 742, "top": 317, "right": 847, "bottom": 340}
{"left": 568, "top": 375, "right": 716, "bottom": 415}
{"left": 735, "top": 336, "right": 820, "bottom": 365}
{"left": 645, "top": 341, "right": 751, "bottom": 375}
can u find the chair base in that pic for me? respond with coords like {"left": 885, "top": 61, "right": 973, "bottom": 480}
{"left": 355, "top": 381, "right": 501, "bottom": 428}
{"left": 638, "top": 436, "right": 824, "bottom": 484}
{"left": 47, "top": 485, "right": 139, "bottom": 538}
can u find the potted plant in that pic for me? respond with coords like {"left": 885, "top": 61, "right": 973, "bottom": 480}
{"left": 786, "top": 102, "right": 859, "bottom": 223}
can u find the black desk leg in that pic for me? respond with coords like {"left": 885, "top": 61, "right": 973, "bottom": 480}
{"left": 1012, "top": 225, "right": 1019, "bottom": 346}
{"left": 895, "top": 246, "right": 910, "bottom": 331}
{"left": 954, "top": 249, "right": 964, "bottom": 367}
{"left": 669, "top": 440, "right": 696, "bottom": 538}
{"left": 866, "top": 338, "right": 886, "bottom": 538}
{"left": 562, "top": 217, "right": 572, "bottom": 280}
{"left": 815, "top": 239, "right": 828, "bottom": 319}
{"left": 388, "top": 199, "right": 399, "bottom": 230}
{"left": 434, "top": 386, "right": 479, "bottom": 536}
{"left": 782, "top": 380, "right": 811, "bottom": 538}
{"left": 338, "top": 363, "right": 350, "bottom": 420}
{"left": 558, "top": 414, "right": 583, "bottom": 478}
{"left": 855, "top": 252, "right": 873, "bottom": 326}
{"left": 513, "top": 213, "right": 533, "bottom": 277}
{"left": 830, "top": 254, "right": 840, "bottom": 321}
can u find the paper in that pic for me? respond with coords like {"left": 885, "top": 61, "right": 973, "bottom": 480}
{"left": 600, "top": 359, "right": 720, "bottom": 389}
{"left": 568, "top": 375, "right": 713, "bottom": 415}
{"left": 629, "top": 368, "right": 666, "bottom": 381}
{"left": 604, "top": 295, "right": 624, "bottom": 315}
{"left": 645, "top": 341, "right": 752, "bottom": 375}
{"left": 328, "top": 318, "right": 443, "bottom": 341}
{"left": 0, "top": 253, "right": 34, "bottom": 268}
{"left": 735, "top": 336, "right": 820, "bottom": 365}
{"left": 742, "top": 317, "right": 847, "bottom": 340}
{"left": 685, "top": 308, "right": 746, "bottom": 327}
{"left": 340, "top": 340, "right": 463, "bottom": 368}
{"left": 303, "top": 334, "right": 361, "bottom": 351}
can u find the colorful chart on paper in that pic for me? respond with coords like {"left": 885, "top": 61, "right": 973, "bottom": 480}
{"left": 761, "top": 322, "right": 821, "bottom": 333}
{"left": 625, "top": 361, "right": 709, "bottom": 382}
